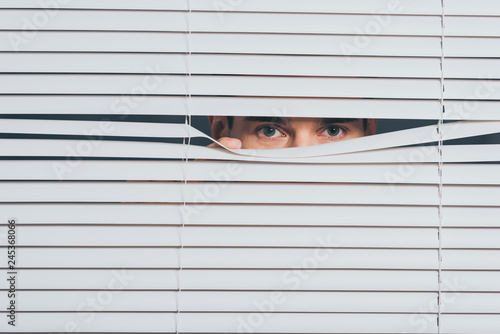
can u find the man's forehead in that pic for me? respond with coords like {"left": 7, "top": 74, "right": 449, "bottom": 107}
{"left": 241, "top": 116, "right": 360, "bottom": 126}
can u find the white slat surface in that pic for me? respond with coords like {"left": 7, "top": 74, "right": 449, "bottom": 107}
{"left": 0, "top": 74, "right": 442, "bottom": 98}
{"left": 0, "top": 182, "right": 442, "bottom": 205}
{"left": 0, "top": 313, "right": 176, "bottom": 333}
{"left": 1, "top": 248, "right": 437, "bottom": 270}
{"left": 444, "top": 58, "right": 500, "bottom": 79}
{"left": 444, "top": 0, "right": 500, "bottom": 15}
{"left": 0, "top": 11, "right": 443, "bottom": 36}
{"left": 445, "top": 16, "right": 500, "bottom": 37}
{"left": 444, "top": 37, "right": 500, "bottom": 57}
{"left": 1, "top": 161, "right": 499, "bottom": 185}
{"left": 175, "top": 313, "right": 438, "bottom": 333}
{"left": 0, "top": 0, "right": 442, "bottom": 15}
{"left": 0, "top": 313, "right": 437, "bottom": 333}
{"left": 0, "top": 204, "right": 441, "bottom": 226}
{"left": 442, "top": 229, "right": 500, "bottom": 249}
{"left": 19, "top": 291, "right": 178, "bottom": 311}
{"left": 0, "top": 269, "right": 438, "bottom": 291}
{"left": 7, "top": 248, "right": 180, "bottom": 268}
{"left": 190, "top": 0, "right": 442, "bottom": 14}
{"left": 7, "top": 290, "right": 440, "bottom": 313}
{"left": 0, "top": 161, "right": 443, "bottom": 183}
{"left": 442, "top": 250, "right": 500, "bottom": 270}
{"left": 0, "top": 96, "right": 444, "bottom": 118}
{"left": 0, "top": 53, "right": 443, "bottom": 77}
{"left": 0, "top": 269, "right": 179, "bottom": 290}
{"left": 0, "top": 0, "right": 188, "bottom": 10}
{"left": 1, "top": 181, "right": 498, "bottom": 206}
{"left": 442, "top": 293, "right": 500, "bottom": 313}
{"left": 0, "top": 10, "right": 189, "bottom": 31}
{"left": 0, "top": 31, "right": 189, "bottom": 52}
{"left": 441, "top": 271, "right": 500, "bottom": 292}
{"left": 0, "top": 32, "right": 442, "bottom": 55}
{"left": 0, "top": 225, "right": 438, "bottom": 248}
{"left": 441, "top": 315, "right": 500, "bottom": 334}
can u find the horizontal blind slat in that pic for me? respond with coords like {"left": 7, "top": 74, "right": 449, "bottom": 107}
{"left": 14, "top": 291, "right": 438, "bottom": 313}
{"left": 18, "top": 291, "right": 177, "bottom": 311}
{"left": 0, "top": 269, "right": 178, "bottom": 290}
{"left": 0, "top": 119, "right": 199, "bottom": 138}
{"left": 0, "top": 204, "right": 441, "bottom": 227}
{"left": 445, "top": 16, "right": 500, "bottom": 37}
{"left": 0, "top": 182, "right": 441, "bottom": 205}
{"left": 442, "top": 250, "right": 500, "bottom": 270}
{"left": 179, "top": 291, "right": 438, "bottom": 313}
{"left": 0, "top": 161, "right": 443, "bottom": 184}
{"left": 0, "top": 53, "right": 443, "bottom": 78}
{"left": 0, "top": 225, "right": 439, "bottom": 247}
{"left": 441, "top": 315, "right": 500, "bottom": 334}
{"left": 445, "top": 79, "right": 500, "bottom": 100}
{"left": 442, "top": 293, "right": 500, "bottom": 313}
{"left": 189, "top": 12, "right": 442, "bottom": 36}
{"left": 2, "top": 161, "right": 499, "bottom": 185}
{"left": 444, "top": 37, "right": 500, "bottom": 57}
{"left": 443, "top": 229, "right": 500, "bottom": 248}
{"left": 0, "top": 11, "right": 443, "bottom": 36}
{"left": 0, "top": 313, "right": 176, "bottom": 332}
{"left": 0, "top": 96, "right": 446, "bottom": 119}
{"left": 441, "top": 271, "right": 500, "bottom": 292}
{"left": 0, "top": 75, "right": 442, "bottom": 98}
{"left": 442, "top": 207, "right": 500, "bottom": 227}
{"left": 3, "top": 248, "right": 437, "bottom": 270}
{"left": 189, "top": 33, "right": 442, "bottom": 56}
{"left": 176, "top": 313, "right": 437, "bottom": 333}
{"left": 179, "top": 249, "right": 438, "bottom": 269}
{"left": 0, "top": 31, "right": 188, "bottom": 52}
{"left": 191, "top": 0, "right": 442, "bottom": 15}
{"left": 0, "top": 10, "right": 188, "bottom": 31}
{"left": 1, "top": 182, "right": 498, "bottom": 206}
{"left": 444, "top": 0, "right": 500, "bottom": 16}
{"left": 444, "top": 58, "right": 500, "bottom": 79}
{"left": 0, "top": 313, "right": 437, "bottom": 333}
{"left": 0, "top": 0, "right": 442, "bottom": 15}
{"left": 6, "top": 248, "right": 179, "bottom": 268}
{"left": 0, "top": 0, "right": 188, "bottom": 10}
{"left": 0, "top": 269, "right": 438, "bottom": 291}
{"left": 0, "top": 32, "right": 442, "bottom": 56}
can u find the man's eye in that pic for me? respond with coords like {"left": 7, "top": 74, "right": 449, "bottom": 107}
{"left": 258, "top": 126, "right": 284, "bottom": 138}
{"left": 322, "top": 126, "right": 344, "bottom": 137}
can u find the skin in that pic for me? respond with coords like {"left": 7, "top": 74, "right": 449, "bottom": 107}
{"left": 208, "top": 116, "right": 377, "bottom": 149}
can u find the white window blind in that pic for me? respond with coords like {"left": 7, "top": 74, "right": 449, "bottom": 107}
{"left": 0, "top": 0, "right": 499, "bottom": 333}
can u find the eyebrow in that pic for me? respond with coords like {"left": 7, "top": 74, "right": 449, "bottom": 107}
{"left": 243, "top": 117, "right": 289, "bottom": 125}
{"left": 242, "top": 117, "right": 359, "bottom": 126}
{"left": 319, "top": 118, "right": 359, "bottom": 125}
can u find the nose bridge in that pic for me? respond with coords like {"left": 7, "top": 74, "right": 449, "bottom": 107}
{"left": 291, "top": 128, "right": 316, "bottom": 147}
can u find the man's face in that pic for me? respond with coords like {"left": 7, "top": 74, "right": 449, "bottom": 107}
{"left": 209, "top": 116, "right": 377, "bottom": 149}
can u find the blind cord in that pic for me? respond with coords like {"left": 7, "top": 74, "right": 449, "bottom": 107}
{"left": 437, "top": 0, "right": 446, "bottom": 332}
{"left": 176, "top": 1, "right": 192, "bottom": 333}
